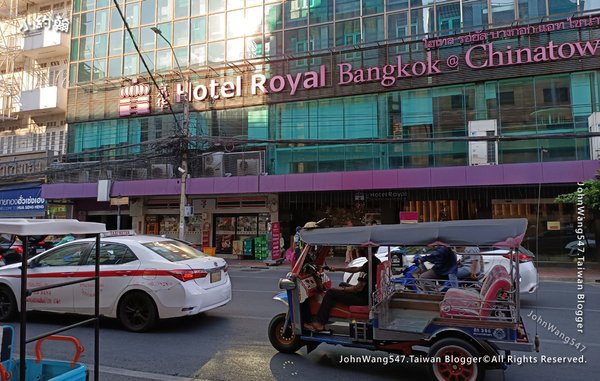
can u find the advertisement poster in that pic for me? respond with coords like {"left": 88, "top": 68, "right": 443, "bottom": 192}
{"left": 271, "top": 222, "right": 281, "bottom": 260}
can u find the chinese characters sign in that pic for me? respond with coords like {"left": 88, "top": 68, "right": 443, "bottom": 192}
{"left": 119, "top": 79, "right": 151, "bottom": 116}
{"left": 21, "top": 14, "right": 70, "bottom": 33}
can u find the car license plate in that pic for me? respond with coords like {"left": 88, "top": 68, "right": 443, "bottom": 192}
{"left": 210, "top": 271, "right": 221, "bottom": 283}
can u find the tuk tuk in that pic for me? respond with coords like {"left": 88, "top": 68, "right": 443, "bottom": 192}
{"left": 268, "top": 219, "right": 535, "bottom": 381}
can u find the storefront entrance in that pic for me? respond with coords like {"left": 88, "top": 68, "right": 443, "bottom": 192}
{"left": 214, "top": 213, "right": 269, "bottom": 256}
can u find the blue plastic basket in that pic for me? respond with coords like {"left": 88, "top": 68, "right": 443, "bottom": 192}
{"left": 0, "top": 326, "right": 87, "bottom": 381}
{"left": 9, "top": 359, "right": 87, "bottom": 381}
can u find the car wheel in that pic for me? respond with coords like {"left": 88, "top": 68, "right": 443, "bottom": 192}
{"left": 0, "top": 286, "right": 17, "bottom": 322}
{"left": 117, "top": 291, "right": 158, "bottom": 332}
{"left": 427, "top": 338, "right": 485, "bottom": 381}
{"left": 268, "top": 312, "right": 303, "bottom": 353}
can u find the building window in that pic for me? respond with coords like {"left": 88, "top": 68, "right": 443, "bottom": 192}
{"left": 543, "top": 87, "right": 570, "bottom": 104}
{"left": 499, "top": 91, "right": 514, "bottom": 105}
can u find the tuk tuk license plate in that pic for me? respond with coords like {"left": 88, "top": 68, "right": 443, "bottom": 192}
{"left": 210, "top": 271, "right": 221, "bottom": 283}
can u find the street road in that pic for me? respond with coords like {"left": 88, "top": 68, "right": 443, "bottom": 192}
{"left": 11, "top": 266, "right": 600, "bottom": 381}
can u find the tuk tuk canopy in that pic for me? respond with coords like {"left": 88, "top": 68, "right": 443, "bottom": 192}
{"left": 300, "top": 218, "right": 527, "bottom": 249}
{"left": 0, "top": 219, "right": 106, "bottom": 236}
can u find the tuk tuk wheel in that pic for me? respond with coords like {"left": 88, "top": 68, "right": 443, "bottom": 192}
{"left": 427, "top": 338, "right": 485, "bottom": 381}
{"left": 268, "top": 313, "right": 303, "bottom": 354}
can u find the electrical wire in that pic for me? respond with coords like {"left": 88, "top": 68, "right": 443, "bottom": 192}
{"left": 110, "top": 0, "right": 182, "bottom": 134}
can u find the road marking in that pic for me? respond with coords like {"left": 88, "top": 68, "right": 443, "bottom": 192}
{"left": 539, "top": 339, "right": 600, "bottom": 348}
{"left": 525, "top": 306, "right": 600, "bottom": 313}
{"left": 220, "top": 313, "right": 271, "bottom": 321}
{"left": 91, "top": 364, "right": 201, "bottom": 380}
{"left": 232, "top": 289, "right": 278, "bottom": 293}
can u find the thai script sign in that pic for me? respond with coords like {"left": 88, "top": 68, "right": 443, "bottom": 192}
{"left": 119, "top": 78, "right": 151, "bottom": 116}
{"left": 21, "top": 13, "right": 70, "bottom": 33}
{"left": 0, "top": 187, "right": 45, "bottom": 215}
{"left": 424, "top": 14, "right": 600, "bottom": 49}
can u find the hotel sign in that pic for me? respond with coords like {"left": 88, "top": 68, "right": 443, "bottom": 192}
{"left": 174, "top": 35, "right": 600, "bottom": 103}
{"left": 119, "top": 79, "right": 151, "bottom": 116}
{"left": 129, "top": 13, "right": 600, "bottom": 108}
{"left": 423, "top": 15, "right": 600, "bottom": 49}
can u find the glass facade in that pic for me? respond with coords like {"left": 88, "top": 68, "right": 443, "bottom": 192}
{"left": 69, "top": 71, "right": 598, "bottom": 172}
{"left": 69, "top": 0, "right": 599, "bottom": 84}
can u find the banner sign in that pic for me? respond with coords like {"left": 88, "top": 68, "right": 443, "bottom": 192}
{"left": 423, "top": 15, "right": 600, "bottom": 49}
{"left": 271, "top": 222, "right": 281, "bottom": 260}
{"left": 0, "top": 187, "right": 45, "bottom": 215}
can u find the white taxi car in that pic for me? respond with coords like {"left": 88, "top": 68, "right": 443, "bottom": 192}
{"left": 0, "top": 235, "right": 231, "bottom": 332}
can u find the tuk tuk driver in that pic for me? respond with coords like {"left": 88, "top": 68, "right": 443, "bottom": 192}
{"left": 304, "top": 248, "right": 381, "bottom": 332}
{"left": 417, "top": 245, "right": 457, "bottom": 280}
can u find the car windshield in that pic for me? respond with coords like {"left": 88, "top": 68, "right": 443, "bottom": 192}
{"left": 142, "top": 240, "right": 207, "bottom": 262}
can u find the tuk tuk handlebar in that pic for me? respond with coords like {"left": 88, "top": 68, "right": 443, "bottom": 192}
{"left": 35, "top": 335, "right": 85, "bottom": 367}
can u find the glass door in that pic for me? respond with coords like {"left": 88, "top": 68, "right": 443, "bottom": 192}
{"left": 215, "top": 216, "right": 236, "bottom": 254}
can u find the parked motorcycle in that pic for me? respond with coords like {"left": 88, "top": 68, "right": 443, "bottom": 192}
{"left": 394, "top": 255, "right": 480, "bottom": 293}
{"left": 0, "top": 235, "right": 53, "bottom": 266}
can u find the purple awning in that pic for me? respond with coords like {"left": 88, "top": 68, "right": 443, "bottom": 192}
{"left": 42, "top": 160, "right": 600, "bottom": 199}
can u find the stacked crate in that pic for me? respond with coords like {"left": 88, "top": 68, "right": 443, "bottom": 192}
{"left": 254, "top": 236, "right": 267, "bottom": 260}
{"left": 243, "top": 238, "right": 254, "bottom": 259}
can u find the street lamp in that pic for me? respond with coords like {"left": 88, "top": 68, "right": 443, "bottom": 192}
{"left": 152, "top": 27, "right": 190, "bottom": 240}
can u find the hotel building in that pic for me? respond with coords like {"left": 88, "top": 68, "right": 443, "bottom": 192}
{"left": 33, "top": 0, "right": 600, "bottom": 261}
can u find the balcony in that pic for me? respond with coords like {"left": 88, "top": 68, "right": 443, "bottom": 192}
{"left": 19, "top": 86, "right": 67, "bottom": 114}
{"left": 22, "top": 28, "right": 69, "bottom": 59}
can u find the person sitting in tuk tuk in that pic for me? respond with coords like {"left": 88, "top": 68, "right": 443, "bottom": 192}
{"left": 456, "top": 246, "right": 484, "bottom": 281}
{"left": 417, "top": 245, "right": 457, "bottom": 280}
{"left": 304, "top": 248, "right": 381, "bottom": 332}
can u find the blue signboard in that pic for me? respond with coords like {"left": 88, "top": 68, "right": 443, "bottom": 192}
{"left": 0, "top": 187, "right": 46, "bottom": 216}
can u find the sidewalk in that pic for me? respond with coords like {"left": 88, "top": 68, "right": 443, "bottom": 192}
{"left": 219, "top": 255, "right": 600, "bottom": 283}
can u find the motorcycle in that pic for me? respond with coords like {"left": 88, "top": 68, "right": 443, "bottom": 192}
{"left": 393, "top": 255, "right": 481, "bottom": 293}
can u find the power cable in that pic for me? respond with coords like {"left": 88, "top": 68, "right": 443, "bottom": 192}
{"left": 110, "top": 0, "right": 182, "bottom": 134}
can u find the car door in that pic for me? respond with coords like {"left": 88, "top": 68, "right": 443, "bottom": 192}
{"left": 27, "top": 242, "right": 91, "bottom": 313}
{"left": 73, "top": 242, "right": 140, "bottom": 315}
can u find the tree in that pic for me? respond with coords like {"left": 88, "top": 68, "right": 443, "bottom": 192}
{"left": 555, "top": 170, "right": 600, "bottom": 261}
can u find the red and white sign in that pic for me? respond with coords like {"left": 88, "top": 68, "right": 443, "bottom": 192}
{"left": 119, "top": 79, "right": 151, "bottom": 116}
{"left": 271, "top": 222, "right": 281, "bottom": 260}
{"left": 400, "top": 212, "right": 419, "bottom": 224}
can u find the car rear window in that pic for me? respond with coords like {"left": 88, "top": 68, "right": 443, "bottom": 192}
{"left": 142, "top": 240, "right": 207, "bottom": 262}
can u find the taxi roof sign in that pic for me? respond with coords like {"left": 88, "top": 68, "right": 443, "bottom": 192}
{"left": 0, "top": 219, "right": 106, "bottom": 236}
{"left": 101, "top": 229, "right": 136, "bottom": 237}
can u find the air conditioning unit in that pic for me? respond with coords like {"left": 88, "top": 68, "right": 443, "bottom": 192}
{"left": 468, "top": 120, "right": 498, "bottom": 166}
{"left": 237, "top": 158, "right": 260, "bottom": 176}
{"left": 100, "top": 169, "right": 113, "bottom": 179}
{"left": 79, "top": 170, "right": 90, "bottom": 182}
{"left": 151, "top": 164, "right": 174, "bottom": 178}
{"left": 119, "top": 168, "right": 147, "bottom": 180}
{"left": 588, "top": 113, "right": 600, "bottom": 160}
{"left": 203, "top": 152, "right": 224, "bottom": 177}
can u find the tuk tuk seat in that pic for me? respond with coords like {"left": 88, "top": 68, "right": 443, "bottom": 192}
{"left": 310, "top": 261, "right": 389, "bottom": 321}
{"left": 439, "top": 265, "right": 512, "bottom": 319}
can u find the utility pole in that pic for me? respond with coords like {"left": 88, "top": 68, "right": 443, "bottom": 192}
{"left": 152, "top": 27, "right": 189, "bottom": 240}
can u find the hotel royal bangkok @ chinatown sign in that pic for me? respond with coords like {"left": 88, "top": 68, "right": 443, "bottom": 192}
{"left": 167, "top": 14, "right": 600, "bottom": 104}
